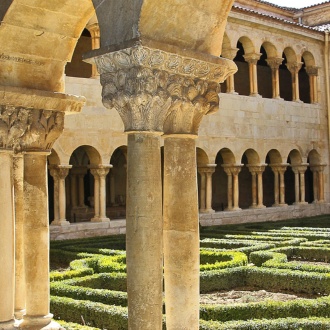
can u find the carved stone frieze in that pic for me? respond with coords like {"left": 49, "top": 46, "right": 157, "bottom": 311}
{"left": 0, "top": 105, "right": 64, "bottom": 152}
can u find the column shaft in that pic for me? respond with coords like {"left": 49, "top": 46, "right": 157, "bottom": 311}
{"left": 199, "top": 171, "right": 206, "bottom": 212}
{"left": 294, "top": 171, "right": 300, "bottom": 204}
{"left": 257, "top": 171, "right": 265, "bottom": 208}
{"left": 126, "top": 132, "right": 163, "bottom": 330}
{"left": 251, "top": 172, "right": 257, "bottom": 208}
{"left": 273, "top": 171, "right": 279, "bottom": 206}
{"left": 205, "top": 171, "right": 214, "bottom": 212}
{"left": 279, "top": 171, "right": 286, "bottom": 205}
{"left": 312, "top": 170, "right": 319, "bottom": 202}
{"left": 91, "top": 173, "right": 100, "bottom": 222}
{"left": 0, "top": 151, "right": 15, "bottom": 325}
{"left": 59, "top": 176, "right": 67, "bottom": 221}
{"left": 226, "top": 172, "right": 233, "bottom": 210}
{"left": 23, "top": 153, "right": 52, "bottom": 328}
{"left": 233, "top": 172, "right": 240, "bottom": 210}
{"left": 319, "top": 171, "right": 325, "bottom": 202}
{"left": 163, "top": 136, "right": 199, "bottom": 330}
{"left": 13, "top": 154, "right": 26, "bottom": 318}
{"left": 300, "top": 172, "right": 306, "bottom": 203}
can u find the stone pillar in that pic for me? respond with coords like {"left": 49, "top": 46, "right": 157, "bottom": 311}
{"left": 244, "top": 53, "right": 261, "bottom": 97}
{"left": 13, "top": 154, "right": 25, "bottom": 319}
{"left": 198, "top": 169, "right": 207, "bottom": 212}
{"left": 90, "top": 41, "right": 236, "bottom": 330}
{"left": 306, "top": 66, "right": 319, "bottom": 104}
{"left": 223, "top": 166, "right": 233, "bottom": 210}
{"left": 90, "top": 165, "right": 111, "bottom": 222}
{"left": 292, "top": 167, "right": 300, "bottom": 204}
{"left": 86, "top": 23, "right": 100, "bottom": 79}
{"left": 0, "top": 86, "right": 85, "bottom": 329}
{"left": 49, "top": 166, "right": 60, "bottom": 224}
{"left": 267, "top": 57, "right": 283, "bottom": 99}
{"left": 292, "top": 165, "right": 308, "bottom": 204}
{"left": 248, "top": 165, "right": 266, "bottom": 209}
{"left": 222, "top": 48, "right": 239, "bottom": 94}
{"left": 271, "top": 164, "right": 288, "bottom": 207}
{"left": 287, "top": 62, "right": 303, "bottom": 102}
{"left": 310, "top": 165, "right": 326, "bottom": 203}
{"left": 231, "top": 165, "right": 242, "bottom": 210}
{"left": 50, "top": 165, "right": 71, "bottom": 226}
{"left": 318, "top": 166, "right": 325, "bottom": 202}
{"left": 311, "top": 166, "right": 319, "bottom": 202}
{"left": 205, "top": 165, "right": 216, "bottom": 213}
{"left": 0, "top": 150, "right": 15, "bottom": 329}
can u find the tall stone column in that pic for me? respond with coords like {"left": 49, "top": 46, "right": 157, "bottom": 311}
{"left": 49, "top": 167, "right": 60, "bottom": 224}
{"left": 244, "top": 53, "right": 261, "bottom": 97}
{"left": 198, "top": 169, "right": 207, "bottom": 212}
{"left": 306, "top": 66, "right": 318, "bottom": 104}
{"left": 50, "top": 165, "right": 71, "bottom": 226}
{"left": 13, "top": 154, "right": 25, "bottom": 319}
{"left": 292, "top": 165, "right": 308, "bottom": 204}
{"left": 292, "top": 167, "right": 300, "bottom": 204}
{"left": 205, "top": 165, "right": 216, "bottom": 213}
{"left": 287, "top": 62, "right": 302, "bottom": 102}
{"left": 0, "top": 150, "right": 15, "bottom": 329}
{"left": 0, "top": 86, "right": 85, "bottom": 330}
{"left": 267, "top": 57, "right": 283, "bottom": 99}
{"left": 318, "top": 166, "right": 325, "bottom": 202}
{"left": 86, "top": 23, "right": 100, "bottom": 79}
{"left": 271, "top": 164, "right": 288, "bottom": 207}
{"left": 90, "top": 165, "right": 111, "bottom": 222}
{"left": 248, "top": 165, "right": 266, "bottom": 209}
{"left": 223, "top": 165, "right": 233, "bottom": 210}
{"left": 249, "top": 169, "right": 257, "bottom": 208}
{"left": 231, "top": 165, "right": 242, "bottom": 210}
{"left": 311, "top": 165, "right": 326, "bottom": 203}
{"left": 311, "top": 166, "right": 319, "bottom": 202}
{"left": 222, "top": 48, "right": 239, "bottom": 94}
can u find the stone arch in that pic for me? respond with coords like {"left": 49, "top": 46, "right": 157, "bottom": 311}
{"left": 212, "top": 148, "right": 235, "bottom": 211}
{"left": 258, "top": 42, "right": 275, "bottom": 99}
{"left": 262, "top": 41, "right": 278, "bottom": 59}
{"left": 283, "top": 47, "right": 298, "bottom": 63}
{"left": 0, "top": 0, "right": 95, "bottom": 91}
{"left": 48, "top": 149, "right": 61, "bottom": 166}
{"left": 300, "top": 51, "right": 316, "bottom": 104}
{"left": 108, "top": 146, "right": 127, "bottom": 218}
{"left": 287, "top": 149, "right": 303, "bottom": 165}
{"left": 308, "top": 149, "right": 321, "bottom": 165}
{"left": 279, "top": 47, "right": 295, "bottom": 101}
{"left": 197, "top": 147, "right": 210, "bottom": 166}
{"left": 239, "top": 36, "right": 256, "bottom": 55}
{"left": 306, "top": 149, "right": 322, "bottom": 203}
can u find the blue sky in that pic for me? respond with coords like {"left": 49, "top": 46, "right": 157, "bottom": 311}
{"left": 266, "top": 0, "right": 329, "bottom": 8}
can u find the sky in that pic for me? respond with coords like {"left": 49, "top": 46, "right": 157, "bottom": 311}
{"left": 265, "top": 0, "right": 329, "bottom": 8}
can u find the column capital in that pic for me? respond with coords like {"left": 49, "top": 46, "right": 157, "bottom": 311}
{"left": 89, "top": 164, "right": 112, "bottom": 177}
{"left": 305, "top": 65, "right": 319, "bottom": 76}
{"left": 266, "top": 57, "right": 283, "bottom": 69}
{"left": 286, "top": 62, "right": 303, "bottom": 74}
{"left": 291, "top": 164, "right": 308, "bottom": 174}
{"left": 310, "top": 164, "right": 326, "bottom": 172}
{"left": 222, "top": 164, "right": 243, "bottom": 175}
{"left": 243, "top": 53, "right": 262, "bottom": 65}
{"left": 198, "top": 164, "right": 216, "bottom": 174}
{"left": 49, "top": 165, "right": 72, "bottom": 179}
{"left": 0, "top": 86, "right": 85, "bottom": 153}
{"left": 88, "top": 45, "right": 236, "bottom": 134}
{"left": 221, "top": 48, "right": 239, "bottom": 61}
{"left": 86, "top": 22, "right": 100, "bottom": 38}
{"left": 270, "top": 163, "right": 289, "bottom": 173}
{"left": 247, "top": 164, "right": 267, "bottom": 174}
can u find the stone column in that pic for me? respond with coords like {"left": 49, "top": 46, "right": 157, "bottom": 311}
{"left": 271, "top": 164, "right": 288, "bottom": 207}
{"left": 0, "top": 150, "right": 15, "bottom": 329}
{"left": 249, "top": 170, "right": 257, "bottom": 208}
{"left": 292, "top": 167, "right": 300, "bottom": 204}
{"left": 310, "top": 165, "right": 326, "bottom": 203}
{"left": 50, "top": 165, "right": 71, "bottom": 226}
{"left": 198, "top": 169, "right": 207, "bottom": 212}
{"left": 86, "top": 23, "right": 100, "bottom": 79}
{"left": 318, "top": 166, "right": 325, "bottom": 202}
{"left": 292, "top": 164, "right": 308, "bottom": 204}
{"left": 90, "top": 168, "right": 100, "bottom": 222}
{"left": 205, "top": 165, "right": 216, "bottom": 213}
{"left": 287, "top": 62, "right": 303, "bottom": 102}
{"left": 248, "top": 165, "right": 266, "bottom": 209}
{"left": 306, "top": 66, "right": 319, "bottom": 104}
{"left": 222, "top": 48, "right": 239, "bottom": 94}
{"left": 223, "top": 166, "right": 233, "bottom": 210}
{"left": 231, "top": 165, "right": 242, "bottom": 210}
{"left": 311, "top": 166, "right": 319, "bottom": 202}
{"left": 267, "top": 57, "right": 283, "bottom": 99}
{"left": 244, "top": 53, "right": 261, "bottom": 97}
{"left": 49, "top": 166, "right": 60, "bottom": 224}
{"left": 90, "top": 165, "right": 111, "bottom": 222}
{"left": 0, "top": 86, "right": 85, "bottom": 330}
{"left": 13, "top": 154, "right": 25, "bottom": 319}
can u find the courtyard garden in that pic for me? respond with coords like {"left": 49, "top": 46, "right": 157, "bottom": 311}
{"left": 50, "top": 215, "right": 330, "bottom": 329}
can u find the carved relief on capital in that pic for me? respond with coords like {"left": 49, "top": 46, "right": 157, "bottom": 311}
{"left": 286, "top": 62, "right": 303, "bottom": 74}
{"left": 0, "top": 105, "right": 64, "bottom": 152}
{"left": 266, "top": 57, "right": 284, "bottom": 70}
{"left": 305, "top": 66, "right": 319, "bottom": 76}
{"left": 247, "top": 164, "right": 267, "bottom": 174}
{"left": 244, "top": 53, "right": 261, "bottom": 65}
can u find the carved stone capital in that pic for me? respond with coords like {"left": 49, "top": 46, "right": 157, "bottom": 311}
{"left": 286, "top": 62, "right": 303, "bottom": 74}
{"left": 270, "top": 163, "right": 289, "bottom": 173}
{"left": 266, "top": 57, "right": 284, "bottom": 70}
{"left": 222, "top": 164, "right": 243, "bottom": 175}
{"left": 198, "top": 164, "right": 217, "bottom": 174}
{"left": 247, "top": 164, "right": 267, "bottom": 174}
{"left": 305, "top": 66, "right": 319, "bottom": 76}
{"left": 292, "top": 164, "right": 308, "bottom": 174}
{"left": 49, "top": 165, "right": 72, "bottom": 180}
{"left": 310, "top": 164, "right": 326, "bottom": 172}
{"left": 91, "top": 45, "right": 236, "bottom": 133}
{"left": 244, "top": 53, "right": 262, "bottom": 65}
{"left": 0, "top": 86, "right": 85, "bottom": 153}
{"left": 89, "top": 164, "right": 112, "bottom": 178}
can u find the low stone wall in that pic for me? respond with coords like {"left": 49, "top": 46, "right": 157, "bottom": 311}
{"left": 199, "top": 203, "right": 330, "bottom": 227}
{"left": 50, "top": 203, "right": 330, "bottom": 240}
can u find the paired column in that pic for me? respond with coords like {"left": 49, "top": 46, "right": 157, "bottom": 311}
{"left": 50, "top": 165, "right": 72, "bottom": 226}
{"left": 198, "top": 165, "right": 216, "bottom": 213}
{"left": 286, "top": 62, "right": 303, "bottom": 102}
{"left": 270, "top": 164, "right": 288, "bottom": 207}
{"left": 90, "top": 165, "right": 111, "bottom": 222}
{"left": 222, "top": 164, "right": 242, "bottom": 211}
{"left": 247, "top": 164, "right": 266, "bottom": 208}
{"left": 266, "top": 57, "right": 283, "bottom": 99}
{"left": 222, "top": 48, "right": 239, "bottom": 94}
{"left": 244, "top": 53, "right": 261, "bottom": 97}
{"left": 292, "top": 165, "right": 308, "bottom": 205}
{"left": 310, "top": 165, "right": 326, "bottom": 203}
{"left": 86, "top": 23, "right": 100, "bottom": 79}
{"left": 306, "top": 66, "right": 319, "bottom": 104}
{"left": 0, "top": 86, "right": 85, "bottom": 329}
{"left": 0, "top": 150, "right": 15, "bottom": 329}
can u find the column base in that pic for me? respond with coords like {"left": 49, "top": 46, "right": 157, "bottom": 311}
{"left": 50, "top": 220, "right": 70, "bottom": 226}
{"left": 17, "top": 314, "right": 60, "bottom": 329}
{"left": 0, "top": 320, "right": 15, "bottom": 330}
{"left": 250, "top": 205, "right": 266, "bottom": 209}
{"left": 15, "top": 309, "right": 26, "bottom": 320}
{"left": 91, "top": 217, "right": 110, "bottom": 223}
{"left": 250, "top": 93, "right": 261, "bottom": 98}
{"left": 199, "top": 209, "right": 215, "bottom": 214}
{"left": 231, "top": 207, "right": 242, "bottom": 211}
